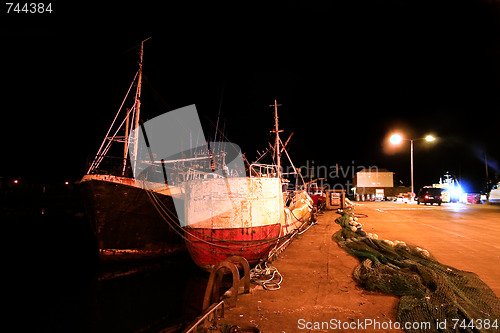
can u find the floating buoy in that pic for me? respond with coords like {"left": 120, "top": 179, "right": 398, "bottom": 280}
{"left": 416, "top": 247, "right": 430, "bottom": 257}
{"left": 394, "top": 240, "right": 406, "bottom": 247}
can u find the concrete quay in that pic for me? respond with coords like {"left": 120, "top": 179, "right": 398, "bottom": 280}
{"left": 218, "top": 201, "right": 500, "bottom": 332}
{"left": 219, "top": 207, "right": 402, "bottom": 333}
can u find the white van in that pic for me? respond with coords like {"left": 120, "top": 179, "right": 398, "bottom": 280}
{"left": 489, "top": 182, "right": 500, "bottom": 204}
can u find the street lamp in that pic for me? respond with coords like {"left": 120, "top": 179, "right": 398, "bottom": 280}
{"left": 389, "top": 134, "right": 403, "bottom": 145}
{"left": 389, "top": 134, "right": 436, "bottom": 198}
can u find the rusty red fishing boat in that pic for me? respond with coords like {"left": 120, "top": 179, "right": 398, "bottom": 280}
{"left": 182, "top": 100, "right": 313, "bottom": 270}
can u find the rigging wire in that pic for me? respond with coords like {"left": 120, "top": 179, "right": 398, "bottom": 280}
{"left": 92, "top": 106, "right": 136, "bottom": 172}
{"left": 88, "top": 70, "right": 139, "bottom": 173}
{"left": 214, "top": 83, "right": 225, "bottom": 143}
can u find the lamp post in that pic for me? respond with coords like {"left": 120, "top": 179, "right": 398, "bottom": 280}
{"left": 389, "top": 134, "right": 435, "bottom": 198}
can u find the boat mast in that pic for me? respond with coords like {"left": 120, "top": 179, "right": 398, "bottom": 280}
{"left": 270, "top": 99, "right": 283, "bottom": 177}
{"left": 130, "top": 37, "right": 150, "bottom": 173}
{"left": 122, "top": 109, "right": 130, "bottom": 175}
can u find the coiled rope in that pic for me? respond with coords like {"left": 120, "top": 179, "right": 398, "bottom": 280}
{"left": 250, "top": 261, "right": 283, "bottom": 290}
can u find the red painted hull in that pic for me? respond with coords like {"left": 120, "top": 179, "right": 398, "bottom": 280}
{"left": 184, "top": 224, "right": 282, "bottom": 270}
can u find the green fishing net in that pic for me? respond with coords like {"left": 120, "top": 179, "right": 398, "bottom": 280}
{"left": 333, "top": 212, "right": 500, "bottom": 332}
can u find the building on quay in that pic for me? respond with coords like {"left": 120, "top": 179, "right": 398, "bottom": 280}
{"left": 352, "top": 168, "right": 411, "bottom": 201}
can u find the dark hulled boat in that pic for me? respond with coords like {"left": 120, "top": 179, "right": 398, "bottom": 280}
{"left": 79, "top": 39, "right": 185, "bottom": 259}
{"left": 80, "top": 175, "right": 183, "bottom": 256}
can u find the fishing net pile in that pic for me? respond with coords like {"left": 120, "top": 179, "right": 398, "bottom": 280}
{"left": 333, "top": 212, "right": 500, "bottom": 333}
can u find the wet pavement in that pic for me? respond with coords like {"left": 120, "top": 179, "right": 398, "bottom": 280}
{"left": 357, "top": 201, "right": 500, "bottom": 297}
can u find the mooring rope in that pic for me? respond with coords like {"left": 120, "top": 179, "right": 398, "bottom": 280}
{"left": 250, "top": 261, "right": 283, "bottom": 290}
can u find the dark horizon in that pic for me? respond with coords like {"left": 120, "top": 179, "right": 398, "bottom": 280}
{"left": 2, "top": 1, "right": 499, "bottom": 192}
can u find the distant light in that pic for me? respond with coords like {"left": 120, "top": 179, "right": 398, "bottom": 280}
{"left": 390, "top": 134, "right": 403, "bottom": 145}
{"left": 65, "top": 181, "right": 69, "bottom": 185}
{"left": 450, "top": 185, "right": 463, "bottom": 198}
{"left": 13, "top": 179, "right": 18, "bottom": 184}
{"left": 425, "top": 135, "right": 436, "bottom": 142}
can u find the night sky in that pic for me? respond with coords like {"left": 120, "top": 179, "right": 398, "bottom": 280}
{"left": 2, "top": 1, "right": 500, "bottom": 192}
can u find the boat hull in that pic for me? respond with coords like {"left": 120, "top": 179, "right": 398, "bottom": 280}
{"left": 79, "top": 176, "right": 184, "bottom": 256}
{"left": 184, "top": 224, "right": 281, "bottom": 270}
{"left": 182, "top": 177, "right": 312, "bottom": 270}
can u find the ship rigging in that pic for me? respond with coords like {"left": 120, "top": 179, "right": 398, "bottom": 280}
{"left": 81, "top": 38, "right": 313, "bottom": 269}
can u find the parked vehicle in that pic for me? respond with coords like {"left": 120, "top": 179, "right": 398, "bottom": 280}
{"left": 416, "top": 187, "right": 443, "bottom": 206}
{"left": 489, "top": 182, "right": 500, "bottom": 204}
{"left": 307, "top": 182, "right": 326, "bottom": 210}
